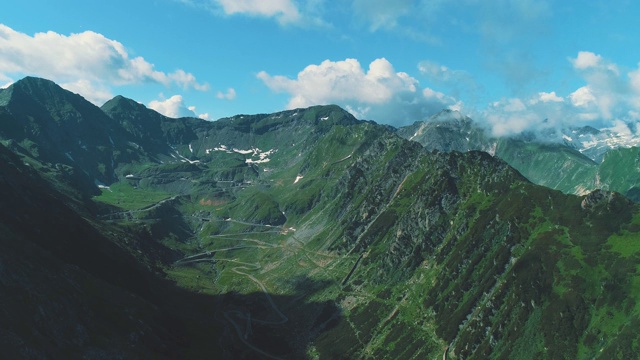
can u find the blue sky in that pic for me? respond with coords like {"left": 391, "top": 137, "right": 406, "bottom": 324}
{"left": 2, "top": 0, "right": 640, "bottom": 135}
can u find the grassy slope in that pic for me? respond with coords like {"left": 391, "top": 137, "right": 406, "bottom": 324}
{"left": 5, "top": 84, "right": 640, "bottom": 359}
{"left": 98, "top": 113, "right": 640, "bottom": 359}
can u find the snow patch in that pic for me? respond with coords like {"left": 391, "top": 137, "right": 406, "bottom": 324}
{"left": 562, "top": 135, "right": 573, "bottom": 142}
{"left": 95, "top": 179, "right": 112, "bottom": 192}
{"left": 209, "top": 144, "right": 233, "bottom": 154}
{"left": 245, "top": 158, "right": 270, "bottom": 164}
{"left": 320, "top": 116, "right": 329, "bottom": 121}
{"left": 175, "top": 151, "right": 200, "bottom": 164}
{"left": 244, "top": 148, "right": 277, "bottom": 164}
{"left": 294, "top": 174, "right": 304, "bottom": 184}
{"left": 189, "top": 143, "right": 193, "bottom": 153}
{"left": 233, "top": 148, "right": 254, "bottom": 155}
{"left": 581, "top": 140, "right": 598, "bottom": 150}
{"left": 487, "top": 142, "right": 497, "bottom": 156}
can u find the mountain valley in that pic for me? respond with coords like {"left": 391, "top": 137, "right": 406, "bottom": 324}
{"left": 2, "top": 77, "right": 640, "bottom": 359}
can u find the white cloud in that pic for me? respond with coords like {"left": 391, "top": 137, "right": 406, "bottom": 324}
{"left": 569, "top": 86, "right": 596, "bottom": 107}
{"left": 180, "top": 0, "right": 327, "bottom": 27}
{"left": 352, "top": 0, "right": 412, "bottom": 31}
{"left": 629, "top": 66, "right": 640, "bottom": 93}
{"left": 258, "top": 58, "right": 417, "bottom": 107}
{"left": 149, "top": 95, "right": 201, "bottom": 118}
{"left": 537, "top": 91, "right": 563, "bottom": 103}
{"left": 568, "top": 52, "right": 631, "bottom": 120}
{"left": 216, "top": 88, "right": 237, "bottom": 100}
{"left": 258, "top": 57, "right": 458, "bottom": 125}
{"left": 483, "top": 95, "right": 567, "bottom": 137}
{"left": 479, "top": 50, "right": 640, "bottom": 136}
{"left": 502, "top": 98, "right": 527, "bottom": 112}
{"left": 188, "top": 106, "right": 211, "bottom": 120}
{"left": 60, "top": 79, "right": 114, "bottom": 105}
{"left": 0, "top": 73, "right": 13, "bottom": 89}
{"left": 216, "top": 0, "right": 301, "bottom": 24}
{"left": 0, "top": 24, "right": 209, "bottom": 104}
{"left": 604, "top": 119, "right": 633, "bottom": 136}
{"left": 486, "top": 109, "right": 539, "bottom": 137}
{"left": 482, "top": 91, "right": 599, "bottom": 137}
{"left": 571, "top": 51, "right": 602, "bottom": 70}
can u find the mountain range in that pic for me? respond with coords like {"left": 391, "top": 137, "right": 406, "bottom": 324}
{"left": 2, "top": 77, "right": 640, "bottom": 359}
{"left": 397, "top": 109, "right": 640, "bottom": 200}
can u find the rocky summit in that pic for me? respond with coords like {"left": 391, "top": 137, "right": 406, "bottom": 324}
{"left": 2, "top": 77, "right": 640, "bottom": 359}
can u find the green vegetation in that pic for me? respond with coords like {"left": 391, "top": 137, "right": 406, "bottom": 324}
{"left": 3, "top": 77, "right": 640, "bottom": 359}
{"left": 93, "top": 181, "right": 172, "bottom": 210}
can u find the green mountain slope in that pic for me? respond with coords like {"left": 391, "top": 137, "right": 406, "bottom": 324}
{"left": 598, "top": 146, "right": 640, "bottom": 202}
{"left": 397, "top": 112, "right": 640, "bottom": 197}
{"left": 2, "top": 77, "right": 640, "bottom": 359}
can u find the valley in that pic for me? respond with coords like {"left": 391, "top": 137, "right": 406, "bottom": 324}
{"left": 2, "top": 77, "right": 640, "bottom": 359}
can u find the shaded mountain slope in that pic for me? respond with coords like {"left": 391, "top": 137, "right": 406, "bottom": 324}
{"left": 0, "top": 139, "right": 340, "bottom": 359}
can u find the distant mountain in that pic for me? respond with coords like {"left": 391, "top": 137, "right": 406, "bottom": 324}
{"left": 397, "top": 110, "right": 640, "bottom": 199}
{"left": 561, "top": 125, "right": 640, "bottom": 163}
{"left": 2, "top": 77, "right": 640, "bottom": 359}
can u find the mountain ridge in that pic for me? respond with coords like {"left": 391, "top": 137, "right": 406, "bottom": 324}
{"left": 2, "top": 76, "right": 640, "bottom": 358}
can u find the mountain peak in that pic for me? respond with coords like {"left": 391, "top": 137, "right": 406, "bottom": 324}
{"left": 2, "top": 76, "right": 86, "bottom": 112}
{"left": 101, "top": 95, "right": 146, "bottom": 114}
{"left": 10, "top": 76, "right": 64, "bottom": 97}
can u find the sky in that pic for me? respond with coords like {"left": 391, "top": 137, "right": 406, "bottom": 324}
{"left": 2, "top": 0, "right": 640, "bottom": 136}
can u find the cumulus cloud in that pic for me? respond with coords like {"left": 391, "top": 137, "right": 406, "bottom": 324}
{"left": 479, "top": 51, "right": 640, "bottom": 137}
{"left": 569, "top": 86, "right": 596, "bottom": 107}
{"left": 569, "top": 51, "right": 629, "bottom": 120}
{"left": 537, "top": 91, "right": 563, "bottom": 103}
{"left": 483, "top": 74, "right": 625, "bottom": 135}
{"left": 0, "top": 24, "right": 209, "bottom": 104}
{"left": 216, "top": 88, "right": 237, "bottom": 100}
{"left": 571, "top": 51, "right": 603, "bottom": 70}
{"left": 148, "top": 94, "right": 209, "bottom": 119}
{"left": 258, "top": 57, "right": 459, "bottom": 125}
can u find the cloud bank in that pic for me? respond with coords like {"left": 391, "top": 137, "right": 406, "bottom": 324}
{"left": 258, "top": 58, "right": 459, "bottom": 125}
{"left": 256, "top": 51, "right": 640, "bottom": 136}
{"left": 480, "top": 51, "right": 640, "bottom": 137}
{"left": 0, "top": 24, "right": 209, "bottom": 104}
